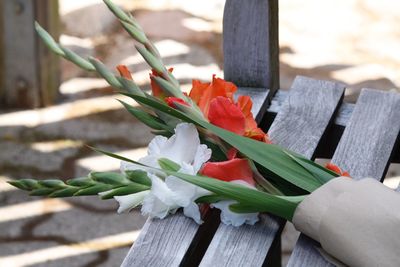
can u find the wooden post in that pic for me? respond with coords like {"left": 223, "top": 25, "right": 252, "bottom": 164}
{"left": 223, "top": 0, "right": 279, "bottom": 92}
{"left": 0, "top": 0, "right": 60, "bottom": 109}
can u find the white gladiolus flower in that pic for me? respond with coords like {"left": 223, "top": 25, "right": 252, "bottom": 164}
{"left": 114, "top": 190, "right": 149, "bottom": 213}
{"left": 119, "top": 123, "right": 212, "bottom": 223}
{"left": 211, "top": 180, "right": 259, "bottom": 226}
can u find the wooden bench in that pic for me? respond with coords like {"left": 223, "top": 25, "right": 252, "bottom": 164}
{"left": 122, "top": 0, "right": 400, "bottom": 266}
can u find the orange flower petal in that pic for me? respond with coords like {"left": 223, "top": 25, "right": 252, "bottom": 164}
{"left": 116, "top": 65, "right": 133, "bottom": 80}
{"left": 201, "top": 158, "right": 255, "bottom": 186}
{"left": 208, "top": 97, "right": 246, "bottom": 135}
{"left": 189, "top": 75, "right": 237, "bottom": 117}
{"left": 325, "top": 162, "right": 351, "bottom": 177}
{"left": 149, "top": 68, "right": 173, "bottom": 98}
{"left": 189, "top": 79, "right": 210, "bottom": 105}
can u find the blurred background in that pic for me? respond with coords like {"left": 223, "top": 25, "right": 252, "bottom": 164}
{"left": 1, "top": 0, "right": 400, "bottom": 266}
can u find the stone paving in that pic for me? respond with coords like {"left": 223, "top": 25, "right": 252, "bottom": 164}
{"left": 1, "top": 0, "right": 400, "bottom": 266}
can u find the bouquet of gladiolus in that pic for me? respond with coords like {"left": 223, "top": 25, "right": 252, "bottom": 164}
{"left": 10, "top": 1, "right": 400, "bottom": 267}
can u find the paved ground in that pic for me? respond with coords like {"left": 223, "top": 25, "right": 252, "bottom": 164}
{"left": 1, "top": 0, "right": 400, "bottom": 266}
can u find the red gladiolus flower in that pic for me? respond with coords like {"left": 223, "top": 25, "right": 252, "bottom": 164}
{"left": 189, "top": 75, "right": 237, "bottom": 117}
{"left": 117, "top": 65, "right": 133, "bottom": 80}
{"left": 150, "top": 68, "right": 174, "bottom": 98}
{"left": 237, "top": 95, "right": 272, "bottom": 143}
{"left": 201, "top": 158, "right": 255, "bottom": 186}
{"left": 208, "top": 97, "right": 246, "bottom": 135}
{"left": 326, "top": 162, "right": 350, "bottom": 177}
{"left": 165, "top": 97, "right": 189, "bottom": 108}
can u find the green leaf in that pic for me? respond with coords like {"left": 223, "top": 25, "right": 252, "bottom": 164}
{"left": 50, "top": 187, "right": 80, "bottom": 198}
{"left": 35, "top": 22, "right": 65, "bottom": 56}
{"left": 195, "top": 194, "right": 226, "bottom": 204}
{"left": 99, "top": 183, "right": 150, "bottom": 199}
{"left": 248, "top": 160, "right": 283, "bottom": 195}
{"left": 118, "top": 100, "right": 172, "bottom": 131}
{"left": 89, "top": 172, "right": 130, "bottom": 185}
{"left": 103, "top": 0, "right": 132, "bottom": 23}
{"left": 121, "top": 21, "right": 147, "bottom": 43}
{"left": 120, "top": 93, "right": 196, "bottom": 124}
{"left": 30, "top": 188, "right": 55, "bottom": 196}
{"left": 152, "top": 76, "right": 183, "bottom": 98}
{"left": 89, "top": 57, "right": 122, "bottom": 88}
{"left": 38, "top": 179, "right": 66, "bottom": 189}
{"left": 158, "top": 158, "right": 180, "bottom": 172}
{"left": 283, "top": 151, "right": 337, "bottom": 184}
{"left": 125, "top": 170, "right": 151, "bottom": 186}
{"left": 8, "top": 179, "right": 39, "bottom": 191}
{"left": 60, "top": 47, "right": 95, "bottom": 71}
{"left": 116, "top": 77, "right": 144, "bottom": 96}
{"left": 66, "top": 177, "right": 95, "bottom": 187}
{"left": 135, "top": 45, "right": 164, "bottom": 74}
{"left": 74, "top": 184, "right": 114, "bottom": 196}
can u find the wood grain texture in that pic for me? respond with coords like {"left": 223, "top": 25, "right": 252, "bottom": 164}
{"left": 122, "top": 87, "right": 271, "bottom": 267}
{"left": 199, "top": 215, "right": 283, "bottom": 267}
{"left": 0, "top": 0, "right": 60, "bottom": 108}
{"left": 268, "top": 76, "right": 345, "bottom": 158}
{"left": 268, "top": 90, "right": 354, "bottom": 127}
{"left": 288, "top": 88, "right": 400, "bottom": 267}
{"left": 223, "top": 0, "right": 279, "bottom": 92}
{"left": 35, "top": 0, "right": 61, "bottom": 107}
{"left": 121, "top": 215, "right": 199, "bottom": 267}
{"left": 199, "top": 75, "right": 344, "bottom": 267}
{"left": 332, "top": 89, "right": 400, "bottom": 180}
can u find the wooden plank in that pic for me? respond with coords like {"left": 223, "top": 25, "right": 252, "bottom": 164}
{"left": 288, "top": 88, "right": 400, "bottom": 267}
{"left": 121, "top": 213, "right": 202, "bottom": 267}
{"left": 268, "top": 76, "right": 345, "bottom": 158}
{"left": 122, "top": 88, "right": 270, "bottom": 267}
{"left": 199, "top": 76, "right": 344, "bottom": 267}
{"left": 34, "top": 0, "right": 61, "bottom": 107}
{"left": 267, "top": 90, "right": 355, "bottom": 127}
{"left": 223, "top": 0, "right": 279, "bottom": 94}
{"left": 332, "top": 89, "right": 400, "bottom": 180}
{"left": 0, "top": 0, "right": 59, "bottom": 108}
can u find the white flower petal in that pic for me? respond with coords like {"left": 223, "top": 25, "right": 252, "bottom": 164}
{"left": 162, "top": 123, "right": 200, "bottom": 165}
{"left": 141, "top": 174, "right": 178, "bottom": 219}
{"left": 193, "top": 144, "right": 212, "bottom": 173}
{"left": 166, "top": 176, "right": 197, "bottom": 207}
{"left": 183, "top": 202, "right": 203, "bottom": 224}
{"left": 211, "top": 180, "right": 259, "bottom": 226}
{"left": 147, "top": 135, "right": 168, "bottom": 156}
{"left": 114, "top": 190, "right": 149, "bottom": 213}
{"left": 166, "top": 164, "right": 211, "bottom": 206}
{"left": 212, "top": 200, "right": 259, "bottom": 227}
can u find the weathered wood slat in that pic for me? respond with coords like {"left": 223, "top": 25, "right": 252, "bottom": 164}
{"left": 121, "top": 213, "right": 200, "bottom": 267}
{"left": 0, "top": 0, "right": 60, "bottom": 108}
{"left": 199, "top": 76, "right": 344, "bottom": 267}
{"left": 288, "top": 88, "right": 400, "bottom": 267}
{"left": 121, "top": 88, "right": 270, "bottom": 267}
{"left": 267, "top": 90, "right": 354, "bottom": 127}
{"left": 268, "top": 76, "right": 345, "bottom": 157}
{"left": 332, "top": 89, "right": 400, "bottom": 180}
{"left": 223, "top": 0, "right": 279, "bottom": 93}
